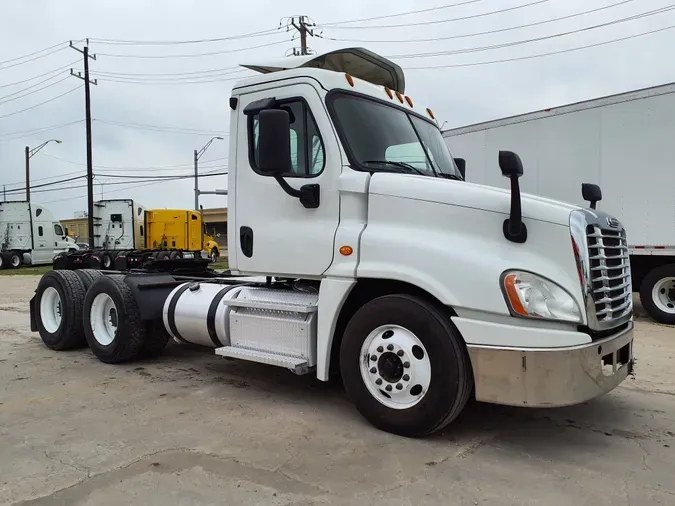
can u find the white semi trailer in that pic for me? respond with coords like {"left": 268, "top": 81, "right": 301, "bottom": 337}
{"left": 0, "top": 201, "right": 77, "bottom": 269}
{"left": 30, "top": 48, "right": 634, "bottom": 437}
{"left": 443, "top": 82, "right": 675, "bottom": 325}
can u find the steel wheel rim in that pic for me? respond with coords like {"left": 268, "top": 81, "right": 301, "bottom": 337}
{"left": 652, "top": 276, "right": 675, "bottom": 314}
{"left": 359, "top": 324, "right": 431, "bottom": 410}
{"left": 11, "top": 255, "right": 21, "bottom": 267}
{"left": 90, "top": 292, "right": 118, "bottom": 346}
{"left": 40, "top": 287, "right": 62, "bottom": 333}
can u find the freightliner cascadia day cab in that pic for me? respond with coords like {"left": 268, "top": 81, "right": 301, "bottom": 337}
{"left": 62, "top": 199, "right": 221, "bottom": 269}
{"left": 0, "top": 201, "right": 78, "bottom": 269}
{"left": 29, "top": 48, "right": 634, "bottom": 437}
{"left": 443, "top": 82, "right": 675, "bottom": 325}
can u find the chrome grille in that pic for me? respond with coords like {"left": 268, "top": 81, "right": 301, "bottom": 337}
{"left": 586, "top": 225, "right": 632, "bottom": 324}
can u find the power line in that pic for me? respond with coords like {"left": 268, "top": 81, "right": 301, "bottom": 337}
{"left": 316, "top": 0, "right": 552, "bottom": 29}
{"left": 87, "top": 65, "right": 244, "bottom": 77}
{"left": 0, "top": 41, "right": 68, "bottom": 65}
{"left": 2, "top": 170, "right": 84, "bottom": 188}
{"left": 87, "top": 69, "right": 250, "bottom": 83}
{"left": 322, "top": 0, "right": 485, "bottom": 26}
{"left": 0, "top": 76, "right": 71, "bottom": 105}
{"left": 97, "top": 74, "right": 250, "bottom": 85}
{"left": 387, "top": 5, "right": 675, "bottom": 59}
{"left": 95, "top": 37, "right": 290, "bottom": 59}
{"left": 404, "top": 22, "right": 675, "bottom": 70}
{"left": 0, "top": 85, "right": 82, "bottom": 120}
{"left": 0, "top": 44, "right": 68, "bottom": 70}
{"left": 0, "top": 119, "right": 84, "bottom": 141}
{"left": 4, "top": 175, "right": 87, "bottom": 194}
{"left": 0, "top": 72, "right": 67, "bottom": 101}
{"left": 41, "top": 152, "right": 227, "bottom": 171}
{"left": 0, "top": 60, "right": 79, "bottom": 89}
{"left": 323, "top": 0, "right": 639, "bottom": 43}
{"left": 95, "top": 119, "right": 228, "bottom": 135}
{"left": 89, "top": 28, "right": 280, "bottom": 45}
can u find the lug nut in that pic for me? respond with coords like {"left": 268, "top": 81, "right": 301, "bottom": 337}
{"left": 396, "top": 384, "right": 403, "bottom": 390}
{"left": 377, "top": 346, "right": 383, "bottom": 353}
{"left": 370, "top": 355, "right": 377, "bottom": 361}
{"left": 387, "top": 344, "right": 394, "bottom": 351}
{"left": 376, "top": 378, "right": 382, "bottom": 385}
{"left": 402, "top": 374, "right": 410, "bottom": 381}
{"left": 403, "top": 361, "right": 410, "bottom": 368}
{"left": 370, "top": 367, "right": 377, "bottom": 374}
{"left": 397, "top": 350, "right": 404, "bottom": 357}
{"left": 385, "top": 385, "right": 392, "bottom": 392}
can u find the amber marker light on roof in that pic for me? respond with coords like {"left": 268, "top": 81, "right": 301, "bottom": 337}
{"left": 426, "top": 108, "right": 435, "bottom": 119}
{"left": 345, "top": 74, "right": 354, "bottom": 87}
{"left": 405, "top": 96, "right": 413, "bottom": 107}
{"left": 385, "top": 88, "right": 393, "bottom": 99}
{"left": 339, "top": 246, "right": 353, "bottom": 256}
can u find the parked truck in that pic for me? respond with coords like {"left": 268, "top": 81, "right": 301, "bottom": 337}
{"left": 443, "top": 81, "right": 675, "bottom": 325}
{"left": 62, "top": 199, "right": 221, "bottom": 269}
{"left": 0, "top": 201, "right": 78, "bottom": 269}
{"left": 29, "top": 48, "right": 634, "bottom": 437}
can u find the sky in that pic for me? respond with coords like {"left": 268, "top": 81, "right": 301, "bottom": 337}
{"left": 1, "top": 0, "right": 674, "bottom": 219}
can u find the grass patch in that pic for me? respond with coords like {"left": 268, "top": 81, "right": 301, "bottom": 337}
{"left": 211, "top": 260, "right": 229, "bottom": 272}
{"left": 0, "top": 265, "right": 52, "bottom": 276}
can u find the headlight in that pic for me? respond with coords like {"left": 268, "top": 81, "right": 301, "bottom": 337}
{"left": 501, "top": 270, "right": 582, "bottom": 323}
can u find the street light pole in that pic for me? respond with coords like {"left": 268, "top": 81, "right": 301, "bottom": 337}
{"left": 25, "top": 139, "right": 62, "bottom": 202}
{"left": 194, "top": 136, "right": 224, "bottom": 210}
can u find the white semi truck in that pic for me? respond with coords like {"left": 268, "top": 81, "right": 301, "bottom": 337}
{"left": 443, "top": 82, "right": 675, "bottom": 325}
{"left": 0, "top": 201, "right": 77, "bottom": 269}
{"left": 29, "top": 48, "right": 634, "bottom": 437}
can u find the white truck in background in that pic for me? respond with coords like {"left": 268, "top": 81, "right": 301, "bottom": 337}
{"left": 30, "top": 48, "right": 634, "bottom": 437}
{"left": 443, "top": 82, "right": 675, "bottom": 325}
{"left": 0, "top": 201, "right": 78, "bottom": 269}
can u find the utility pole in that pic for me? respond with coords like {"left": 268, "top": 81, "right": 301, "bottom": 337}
{"left": 194, "top": 136, "right": 224, "bottom": 210}
{"left": 69, "top": 40, "right": 98, "bottom": 248}
{"left": 25, "top": 146, "right": 30, "bottom": 201}
{"left": 25, "top": 139, "right": 62, "bottom": 202}
{"left": 290, "top": 16, "right": 315, "bottom": 56}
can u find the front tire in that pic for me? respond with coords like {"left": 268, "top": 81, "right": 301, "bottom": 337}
{"left": 640, "top": 264, "right": 675, "bottom": 325}
{"left": 83, "top": 275, "right": 146, "bottom": 363}
{"left": 340, "top": 294, "right": 473, "bottom": 437}
{"left": 210, "top": 248, "right": 218, "bottom": 263}
{"left": 35, "top": 270, "right": 87, "bottom": 350}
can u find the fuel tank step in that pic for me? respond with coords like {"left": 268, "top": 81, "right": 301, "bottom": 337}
{"left": 215, "top": 346, "right": 309, "bottom": 375}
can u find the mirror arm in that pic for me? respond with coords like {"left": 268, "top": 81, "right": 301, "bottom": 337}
{"left": 503, "top": 176, "right": 527, "bottom": 243}
{"left": 273, "top": 175, "right": 321, "bottom": 209}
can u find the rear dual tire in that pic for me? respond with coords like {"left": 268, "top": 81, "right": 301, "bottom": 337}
{"left": 83, "top": 275, "right": 169, "bottom": 363}
{"left": 340, "top": 294, "right": 473, "bottom": 438}
{"left": 35, "top": 270, "right": 87, "bottom": 350}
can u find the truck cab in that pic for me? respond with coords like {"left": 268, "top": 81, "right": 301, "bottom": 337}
{"left": 30, "top": 48, "right": 634, "bottom": 437}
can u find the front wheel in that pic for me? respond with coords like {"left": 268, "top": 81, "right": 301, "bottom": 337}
{"left": 640, "top": 264, "right": 675, "bottom": 325}
{"left": 340, "top": 294, "right": 473, "bottom": 437}
{"left": 9, "top": 252, "right": 22, "bottom": 269}
{"left": 210, "top": 248, "right": 218, "bottom": 263}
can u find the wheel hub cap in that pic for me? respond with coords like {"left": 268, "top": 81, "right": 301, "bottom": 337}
{"left": 360, "top": 325, "right": 431, "bottom": 410}
{"left": 653, "top": 277, "right": 675, "bottom": 313}
{"left": 40, "top": 287, "right": 63, "bottom": 333}
{"left": 90, "top": 293, "right": 118, "bottom": 346}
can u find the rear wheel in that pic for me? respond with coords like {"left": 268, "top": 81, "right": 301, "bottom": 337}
{"left": 75, "top": 269, "right": 104, "bottom": 290}
{"left": 35, "top": 270, "right": 87, "bottom": 350}
{"left": 101, "top": 253, "right": 113, "bottom": 270}
{"left": 169, "top": 250, "right": 183, "bottom": 260}
{"left": 9, "top": 252, "right": 22, "bottom": 269}
{"left": 156, "top": 251, "right": 170, "bottom": 261}
{"left": 0, "top": 253, "right": 5, "bottom": 269}
{"left": 640, "top": 264, "right": 675, "bottom": 325}
{"left": 210, "top": 248, "right": 218, "bottom": 263}
{"left": 340, "top": 294, "right": 473, "bottom": 437}
{"left": 83, "top": 275, "right": 146, "bottom": 363}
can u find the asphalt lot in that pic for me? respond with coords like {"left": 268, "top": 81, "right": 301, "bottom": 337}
{"left": 1, "top": 275, "right": 674, "bottom": 505}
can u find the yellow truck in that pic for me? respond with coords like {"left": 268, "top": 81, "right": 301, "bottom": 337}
{"left": 146, "top": 209, "right": 221, "bottom": 263}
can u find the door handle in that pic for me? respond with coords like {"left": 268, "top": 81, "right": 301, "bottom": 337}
{"left": 240, "top": 226, "right": 253, "bottom": 258}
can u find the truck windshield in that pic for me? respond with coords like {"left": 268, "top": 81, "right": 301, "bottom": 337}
{"left": 328, "top": 92, "right": 461, "bottom": 179}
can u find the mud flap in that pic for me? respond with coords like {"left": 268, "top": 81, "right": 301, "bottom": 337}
{"left": 29, "top": 295, "right": 37, "bottom": 332}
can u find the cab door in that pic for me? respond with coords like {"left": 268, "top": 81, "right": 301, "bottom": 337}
{"left": 233, "top": 82, "right": 341, "bottom": 277}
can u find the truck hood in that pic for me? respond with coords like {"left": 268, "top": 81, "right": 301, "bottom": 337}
{"left": 368, "top": 173, "right": 579, "bottom": 227}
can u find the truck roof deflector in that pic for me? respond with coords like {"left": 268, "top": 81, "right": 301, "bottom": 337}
{"left": 240, "top": 47, "right": 406, "bottom": 94}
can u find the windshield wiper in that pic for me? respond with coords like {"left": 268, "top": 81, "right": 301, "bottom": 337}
{"left": 436, "top": 173, "right": 464, "bottom": 181}
{"left": 363, "top": 160, "right": 426, "bottom": 176}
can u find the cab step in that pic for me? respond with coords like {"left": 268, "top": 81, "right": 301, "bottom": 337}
{"left": 215, "top": 346, "right": 309, "bottom": 375}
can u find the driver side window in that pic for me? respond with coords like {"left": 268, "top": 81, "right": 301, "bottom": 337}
{"left": 249, "top": 98, "right": 325, "bottom": 177}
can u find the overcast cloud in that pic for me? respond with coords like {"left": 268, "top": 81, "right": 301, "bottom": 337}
{"left": 1, "top": 0, "right": 674, "bottom": 218}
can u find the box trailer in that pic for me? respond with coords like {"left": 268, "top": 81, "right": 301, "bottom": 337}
{"left": 443, "top": 82, "right": 675, "bottom": 324}
{"left": 0, "top": 201, "right": 78, "bottom": 269}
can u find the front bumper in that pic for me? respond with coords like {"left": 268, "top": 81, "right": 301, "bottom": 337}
{"left": 463, "top": 322, "right": 634, "bottom": 407}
